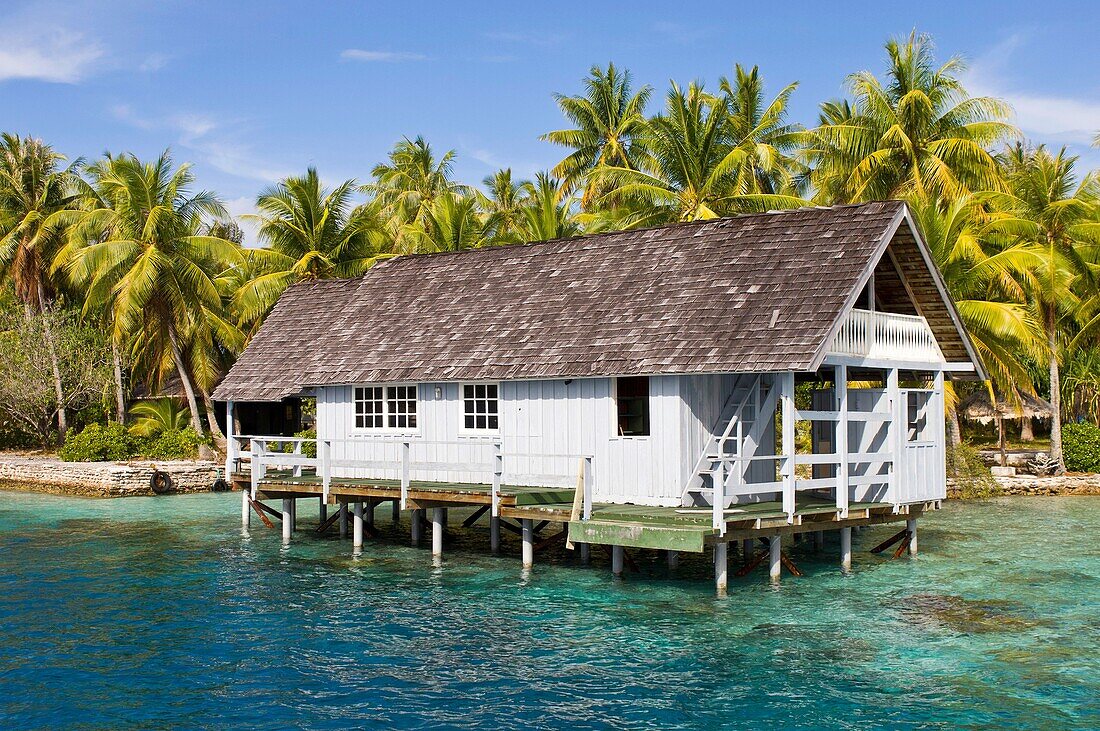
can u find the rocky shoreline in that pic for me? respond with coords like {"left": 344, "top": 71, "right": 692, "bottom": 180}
{"left": 0, "top": 454, "right": 220, "bottom": 497}
{"left": 949, "top": 473, "right": 1100, "bottom": 498}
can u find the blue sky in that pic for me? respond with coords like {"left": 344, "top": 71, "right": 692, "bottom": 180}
{"left": 2, "top": 0, "right": 1098, "bottom": 243}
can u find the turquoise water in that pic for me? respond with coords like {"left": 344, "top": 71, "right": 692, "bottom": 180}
{"left": 0, "top": 492, "right": 1096, "bottom": 730}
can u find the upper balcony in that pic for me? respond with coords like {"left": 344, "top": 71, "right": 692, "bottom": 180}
{"left": 828, "top": 308, "right": 943, "bottom": 364}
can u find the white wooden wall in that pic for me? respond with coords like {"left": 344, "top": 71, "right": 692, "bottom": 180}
{"left": 315, "top": 376, "right": 686, "bottom": 506}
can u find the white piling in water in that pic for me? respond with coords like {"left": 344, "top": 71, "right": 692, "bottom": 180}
{"left": 715, "top": 543, "right": 728, "bottom": 594}
{"left": 352, "top": 501, "right": 364, "bottom": 548}
{"left": 241, "top": 490, "right": 250, "bottom": 526}
{"left": 907, "top": 518, "right": 918, "bottom": 555}
{"left": 840, "top": 526, "right": 852, "bottom": 571}
{"left": 521, "top": 519, "right": 534, "bottom": 568}
{"left": 281, "top": 499, "right": 292, "bottom": 543}
{"left": 769, "top": 535, "right": 781, "bottom": 581}
{"left": 490, "top": 516, "right": 501, "bottom": 554}
{"left": 432, "top": 508, "right": 445, "bottom": 558}
{"left": 339, "top": 501, "right": 348, "bottom": 538}
{"left": 612, "top": 545, "right": 624, "bottom": 576}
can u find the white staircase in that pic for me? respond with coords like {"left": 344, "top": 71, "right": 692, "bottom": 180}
{"left": 681, "top": 374, "right": 777, "bottom": 512}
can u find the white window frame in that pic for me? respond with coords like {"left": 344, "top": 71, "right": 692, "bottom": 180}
{"left": 610, "top": 376, "right": 652, "bottom": 439}
{"left": 352, "top": 383, "right": 420, "bottom": 434}
{"left": 459, "top": 381, "right": 501, "bottom": 434}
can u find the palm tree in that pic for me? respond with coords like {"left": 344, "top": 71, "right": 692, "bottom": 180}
{"left": 986, "top": 143, "right": 1100, "bottom": 472}
{"left": 477, "top": 168, "right": 531, "bottom": 243}
{"left": 412, "top": 192, "right": 488, "bottom": 252}
{"left": 64, "top": 151, "right": 239, "bottom": 436}
{"left": 540, "top": 63, "right": 652, "bottom": 210}
{"left": 0, "top": 133, "right": 80, "bottom": 438}
{"left": 128, "top": 398, "right": 189, "bottom": 437}
{"left": 517, "top": 173, "right": 582, "bottom": 242}
{"left": 805, "top": 32, "right": 1016, "bottom": 204}
{"left": 366, "top": 137, "right": 461, "bottom": 251}
{"left": 717, "top": 64, "right": 806, "bottom": 197}
{"left": 595, "top": 81, "right": 806, "bottom": 225}
{"left": 235, "top": 168, "right": 389, "bottom": 324}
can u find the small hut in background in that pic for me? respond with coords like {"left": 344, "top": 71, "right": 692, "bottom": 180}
{"left": 958, "top": 390, "right": 1054, "bottom": 465}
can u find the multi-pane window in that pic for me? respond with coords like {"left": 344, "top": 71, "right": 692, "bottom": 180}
{"left": 463, "top": 383, "right": 499, "bottom": 431}
{"left": 354, "top": 385, "right": 417, "bottom": 430}
{"left": 354, "top": 386, "right": 384, "bottom": 429}
{"left": 615, "top": 376, "right": 650, "bottom": 436}
{"left": 387, "top": 385, "right": 418, "bottom": 429}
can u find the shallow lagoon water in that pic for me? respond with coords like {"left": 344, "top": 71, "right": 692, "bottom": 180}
{"left": 0, "top": 491, "right": 1096, "bottom": 730}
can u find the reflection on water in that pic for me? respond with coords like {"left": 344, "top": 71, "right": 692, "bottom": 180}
{"left": 0, "top": 492, "right": 1097, "bottom": 730}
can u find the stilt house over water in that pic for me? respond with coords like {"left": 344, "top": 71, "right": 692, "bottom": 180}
{"left": 214, "top": 200, "right": 984, "bottom": 590}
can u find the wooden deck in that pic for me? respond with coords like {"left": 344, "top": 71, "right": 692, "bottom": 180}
{"left": 236, "top": 471, "right": 929, "bottom": 554}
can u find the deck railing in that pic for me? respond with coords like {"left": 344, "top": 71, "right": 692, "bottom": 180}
{"left": 229, "top": 435, "right": 594, "bottom": 520}
{"left": 829, "top": 309, "right": 942, "bottom": 362}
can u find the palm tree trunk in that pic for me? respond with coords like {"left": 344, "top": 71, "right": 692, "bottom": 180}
{"left": 36, "top": 281, "right": 67, "bottom": 442}
{"left": 167, "top": 322, "right": 204, "bottom": 435}
{"left": 202, "top": 388, "right": 226, "bottom": 454}
{"left": 1046, "top": 307, "right": 1065, "bottom": 474}
{"left": 112, "top": 341, "right": 126, "bottom": 423}
{"left": 947, "top": 407, "right": 963, "bottom": 446}
{"left": 1020, "top": 417, "right": 1034, "bottom": 442}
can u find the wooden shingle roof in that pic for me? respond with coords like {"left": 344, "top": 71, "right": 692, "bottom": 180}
{"left": 214, "top": 201, "right": 978, "bottom": 401}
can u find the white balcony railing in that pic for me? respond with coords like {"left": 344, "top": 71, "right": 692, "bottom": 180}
{"left": 829, "top": 309, "right": 943, "bottom": 363}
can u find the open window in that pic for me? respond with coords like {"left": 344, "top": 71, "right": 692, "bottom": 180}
{"left": 615, "top": 376, "right": 650, "bottom": 436}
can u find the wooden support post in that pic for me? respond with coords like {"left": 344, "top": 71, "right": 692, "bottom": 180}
{"left": 365, "top": 500, "right": 374, "bottom": 529}
{"left": 391, "top": 498, "right": 400, "bottom": 523}
{"left": 463, "top": 505, "right": 489, "bottom": 527}
{"left": 241, "top": 489, "right": 250, "bottom": 527}
{"left": 769, "top": 534, "right": 782, "bottom": 581}
{"left": 780, "top": 372, "right": 796, "bottom": 521}
{"left": 521, "top": 519, "right": 534, "bottom": 569}
{"left": 835, "top": 364, "right": 849, "bottom": 517}
{"left": 338, "top": 501, "right": 348, "bottom": 538}
{"left": 411, "top": 508, "right": 423, "bottom": 547}
{"left": 871, "top": 528, "right": 909, "bottom": 554}
{"left": 281, "top": 499, "right": 292, "bottom": 543}
{"left": 352, "top": 501, "right": 364, "bottom": 548}
{"left": 490, "top": 516, "right": 501, "bottom": 554}
{"left": 715, "top": 543, "right": 728, "bottom": 595}
{"left": 225, "top": 399, "right": 237, "bottom": 477}
{"left": 667, "top": 550, "right": 679, "bottom": 571}
{"left": 813, "top": 530, "right": 824, "bottom": 551}
{"left": 841, "top": 526, "right": 852, "bottom": 571}
{"left": 441, "top": 508, "right": 449, "bottom": 529}
{"left": 288, "top": 498, "right": 297, "bottom": 532}
{"left": 319, "top": 497, "right": 327, "bottom": 525}
{"left": 742, "top": 538, "right": 754, "bottom": 563}
{"left": 906, "top": 518, "right": 918, "bottom": 555}
{"left": 579, "top": 543, "right": 590, "bottom": 565}
{"left": 611, "top": 545, "right": 624, "bottom": 576}
{"left": 432, "top": 507, "right": 444, "bottom": 558}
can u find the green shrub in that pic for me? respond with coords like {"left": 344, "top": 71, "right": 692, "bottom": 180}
{"left": 1062, "top": 422, "right": 1100, "bottom": 473}
{"left": 143, "top": 428, "right": 207, "bottom": 460}
{"left": 947, "top": 441, "right": 1000, "bottom": 499}
{"left": 60, "top": 423, "right": 137, "bottom": 462}
{"left": 295, "top": 428, "right": 317, "bottom": 458}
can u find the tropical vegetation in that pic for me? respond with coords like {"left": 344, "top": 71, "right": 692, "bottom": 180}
{"left": 1, "top": 31, "right": 1099, "bottom": 475}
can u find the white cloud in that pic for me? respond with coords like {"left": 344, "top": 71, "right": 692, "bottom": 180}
{"left": 139, "top": 53, "right": 170, "bottom": 73}
{"left": 110, "top": 104, "right": 293, "bottom": 184}
{"left": 223, "top": 196, "right": 262, "bottom": 248}
{"left": 340, "top": 49, "right": 427, "bottom": 63}
{"left": 0, "top": 26, "right": 103, "bottom": 83}
{"left": 964, "top": 35, "right": 1100, "bottom": 146}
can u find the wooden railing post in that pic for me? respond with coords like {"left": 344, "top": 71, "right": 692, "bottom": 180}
{"left": 582, "top": 455, "right": 593, "bottom": 520}
{"left": 249, "top": 438, "right": 262, "bottom": 498}
{"left": 491, "top": 440, "right": 503, "bottom": 517}
{"left": 224, "top": 400, "right": 236, "bottom": 476}
{"left": 400, "top": 440, "right": 411, "bottom": 509}
{"left": 887, "top": 367, "right": 902, "bottom": 509}
{"left": 321, "top": 439, "right": 331, "bottom": 504}
{"left": 713, "top": 459, "right": 725, "bottom": 534}
{"left": 292, "top": 439, "right": 303, "bottom": 478}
